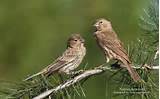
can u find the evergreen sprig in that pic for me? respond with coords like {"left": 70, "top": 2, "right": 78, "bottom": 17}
{"left": 139, "top": 0, "right": 159, "bottom": 45}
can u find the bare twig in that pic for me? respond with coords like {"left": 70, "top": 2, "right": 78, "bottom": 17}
{"left": 154, "top": 47, "right": 159, "bottom": 60}
{"left": 33, "top": 65, "right": 158, "bottom": 99}
{"left": 132, "top": 65, "right": 159, "bottom": 69}
{"left": 33, "top": 66, "right": 107, "bottom": 99}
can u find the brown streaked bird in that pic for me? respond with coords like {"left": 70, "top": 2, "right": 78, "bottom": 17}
{"left": 93, "top": 18, "right": 141, "bottom": 82}
{"left": 25, "top": 34, "right": 86, "bottom": 81}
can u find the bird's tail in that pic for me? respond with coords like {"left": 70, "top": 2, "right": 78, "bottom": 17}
{"left": 124, "top": 62, "right": 141, "bottom": 82}
{"left": 24, "top": 71, "right": 44, "bottom": 81}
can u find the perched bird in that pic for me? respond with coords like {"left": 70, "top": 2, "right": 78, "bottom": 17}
{"left": 25, "top": 34, "right": 86, "bottom": 81}
{"left": 93, "top": 18, "right": 141, "bottom": 82}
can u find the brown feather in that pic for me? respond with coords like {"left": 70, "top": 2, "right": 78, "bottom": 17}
{"left": 94, "top": 18, "right": 141, "bottom": 82}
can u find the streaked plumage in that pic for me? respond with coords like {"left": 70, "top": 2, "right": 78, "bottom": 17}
{"left": 93, "top": 18, "right": 141, "bottom": 82}
{"left": 25, "top": 34, "right": 86, "bottom": 81}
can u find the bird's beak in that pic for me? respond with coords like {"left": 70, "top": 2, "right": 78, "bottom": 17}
{"left": 81, "top": 39, "right": 85, "bottom": 43}
{"left": 93, "top": 23, "right": 99, "bottom": 27}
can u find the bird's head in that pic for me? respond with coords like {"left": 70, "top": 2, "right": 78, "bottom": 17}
{"left": 67, "top": 34, "right": 85, "bottom": 48}
{"left": 94, "top": 18, "right": 112, "bottom": 32}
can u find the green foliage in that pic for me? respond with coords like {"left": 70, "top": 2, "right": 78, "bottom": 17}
{"left": 0, "top": 75, "right": 86, "bottom": 99}
{"left": 139, "top": 0, "right": 159, "bottom": 45}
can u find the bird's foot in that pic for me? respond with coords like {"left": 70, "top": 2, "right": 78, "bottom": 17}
{"left": 69, "top": 70, "right": 84, "bottom": 78}
{"left": 111, "top": 61, "right": 121, "bottom": 69}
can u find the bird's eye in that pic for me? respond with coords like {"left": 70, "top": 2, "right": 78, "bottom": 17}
{"left": 74, "top": 39, "right": 78, "bottom": 41}
{"left": 100, "top": 21, "right": 103, "bottom": 23}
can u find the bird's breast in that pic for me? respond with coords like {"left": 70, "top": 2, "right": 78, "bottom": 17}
{"left": 59, "top": 47, "right": 86, "bottom": 74}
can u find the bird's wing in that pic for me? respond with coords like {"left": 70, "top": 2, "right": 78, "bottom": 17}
{"left": 103, "top": 36, "right": 131, "bottom": 63}
{"left": 24, "top": 48, "right": 78, "bottom": 81}
{"left": 43, "top": 48, "right": 79, "bottom": 74}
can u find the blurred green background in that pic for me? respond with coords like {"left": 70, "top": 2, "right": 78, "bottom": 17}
{"left": 0, "top": 0, "right": 150, "bottom": 99}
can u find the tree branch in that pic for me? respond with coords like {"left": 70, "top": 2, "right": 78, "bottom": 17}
{"left": 33, "top": 65, "right": 158, "bottom": 99}
{"left": 154, "top": 47, "right": 159, "bottom": 60}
